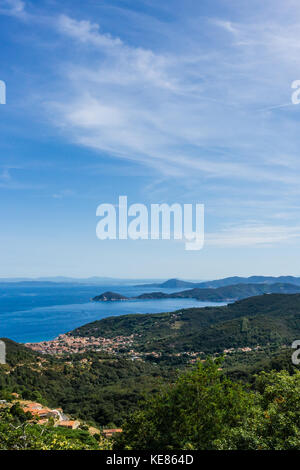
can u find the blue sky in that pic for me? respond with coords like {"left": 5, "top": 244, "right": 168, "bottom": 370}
{"left": 1, "top": 0, "right": 300, "bottom": 279}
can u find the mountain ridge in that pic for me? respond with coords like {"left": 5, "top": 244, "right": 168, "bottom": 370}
{"left": 92, "top": 282, "right": 300, "bottom": 303}
{"left": 136, "top": 276, "right": 300, "bottom": 289}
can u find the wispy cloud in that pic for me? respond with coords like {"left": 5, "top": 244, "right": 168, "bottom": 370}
{"left": 39, "top": 8, "right": 300, "bottom": 188}
{"left": 52, "top": 189, "right": 74, "bottom": 199}
{"left": 56, "top": 14, "right": 123, "bottom": 48}
{"left": 4, "top": 3, "right": 300, "bottom": 187}
{"left": 0, "top": 0, "right": 26, "bottom": 18}
{"left": 207, "top": 223, "right": 300, "bottom": 247}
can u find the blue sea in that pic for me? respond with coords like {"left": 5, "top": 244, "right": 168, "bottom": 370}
{"left": 0, "top": 283, "right": 227, "bottom": 343}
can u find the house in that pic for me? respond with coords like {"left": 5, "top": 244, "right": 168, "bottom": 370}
{"left": 102, "top": 428, "right": 122, "bottom": 438}
{"left": 22, "top": 403, "right": 59, "bottom": 419}
{"left": 23, "top": 402, "right": 43, "bottom": 410}
{"left": 23, "top": 407, "right": 52, "bottom": 418}
{"left": 57, "top": 420, "right": 80, "bottom": 430}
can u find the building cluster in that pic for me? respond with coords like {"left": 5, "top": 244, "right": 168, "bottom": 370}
{"left": 1, "top": 398, "right": 122, "bottom": 437}
{"left": 223, "top": 345, "right": 262, "bottom": 354}
{"left": 102, "top": 428, "right": 122, "bottom": 438}
{"left": 25, "top": 333, "right": 136, "bottom": 355}
{"left": 0, "top": 399, "right": 80, "bottom": 429}
{"left": 25, "top": 335, "right": 210, "bottom": 363}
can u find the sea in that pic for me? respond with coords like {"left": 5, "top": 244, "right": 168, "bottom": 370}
{"left": 0, "top": 283, "right": 227, "bottom": 343}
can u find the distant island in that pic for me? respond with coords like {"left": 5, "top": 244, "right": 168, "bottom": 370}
{"left": 92, "top": 291, "right": 129, "bottom": 301}
{"left": 135, "top": 278, "right": 198, "bottom": 288}
{"left": 92, "top": 282, "right": 300, "bottom": 303}
{"left": 135, "top": 275, "right": 300, "bottom": 289}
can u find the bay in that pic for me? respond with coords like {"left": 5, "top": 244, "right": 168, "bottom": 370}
{"left": 0, "top": 283, "right": 227, "bottom": 343}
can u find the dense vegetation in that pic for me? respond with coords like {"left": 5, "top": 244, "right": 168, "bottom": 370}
{"left": 0, "top": 339, "right": 174, "bottom": 427}
{"left": 2, "top": 353, "right": 300, "bottom": 450}
{"left": 115, "top": 360, "right": 300, "bottom": 450}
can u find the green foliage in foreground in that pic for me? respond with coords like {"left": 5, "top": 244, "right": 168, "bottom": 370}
{"left": 115, "top": 360, "right": 300, "bottom": 450}
{"left": 115, "top": 359, "right": 254, "bottom": 450}
{"left": 216, "top": 370, "right": 300, "bottom": 450}
{"left": 0, "top": 404, "right": 111, "bottom": 450}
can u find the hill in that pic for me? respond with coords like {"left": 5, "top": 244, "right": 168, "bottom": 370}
{"left": 198, "top": 275, "right": 300, "bottom": 288}
{"left": 0, "top": 339, "right": 173, "bottom": 426}
{"left": 169, "top": 282, "right": 300, "bottom": 300}
{"left": 72, "top": 293, "right": 300, "bottom": 354}
{"left": 92, "top": 291, "right": 129, "bottom": 301}
{"left": 135, "top": 278, "right": 197, "bottom": 288}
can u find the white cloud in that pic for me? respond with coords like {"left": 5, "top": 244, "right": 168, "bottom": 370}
{"left": 207, "top": 223, "right": 300, "bottom": 247}
{"left": 56, "top": 15, "right": 178, "bottom": 92}
{"left": 57, "top": 14, "right": 123, "bottom": 48}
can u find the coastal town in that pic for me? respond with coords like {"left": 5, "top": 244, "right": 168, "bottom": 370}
{"left": 25, "top": 333, "right": 263, "bottom": 363}
{"left": 25, "top": 333, "right": 137, "bottom": 356}
{"left": 25, "top": 333, "right": 177, "bottom": 360}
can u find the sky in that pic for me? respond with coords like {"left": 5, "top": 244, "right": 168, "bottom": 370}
{"left": 1, "top": 0, "right": 300, "bottom": 279}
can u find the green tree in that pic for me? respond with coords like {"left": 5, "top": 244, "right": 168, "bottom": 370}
{"left": 115, "top": 359, "right": 253, "bottom": 450}
{"left": 215, "top": 370, "right": 300, "bottom": 450}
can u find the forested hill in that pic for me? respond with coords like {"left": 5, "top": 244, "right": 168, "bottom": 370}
{"left": 0, "top": 338, "right": 172, "bottom": 427}
{"left": 72, "top": 293, "right": 300, "bottom": 354}
{"left": 134, "top": 282, "right": 300, "bottom": 301}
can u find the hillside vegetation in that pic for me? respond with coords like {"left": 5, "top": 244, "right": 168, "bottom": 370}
{"left": 0, "top": 339, "right": 173, "bottom": 427}
{"left": 115, "top": 359, "right": 300, "bottom": 450}
{"left": 74, "top": 293, "right": 300, "bottom": 354}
